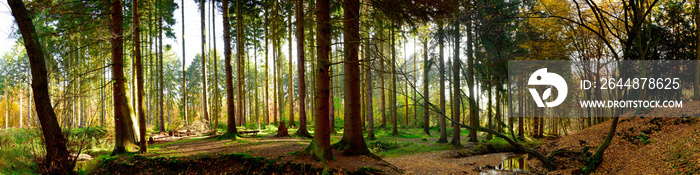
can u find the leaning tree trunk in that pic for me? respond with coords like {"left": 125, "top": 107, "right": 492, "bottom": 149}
{"left": 9, "top": 0, "right": 74, "bottom": 173}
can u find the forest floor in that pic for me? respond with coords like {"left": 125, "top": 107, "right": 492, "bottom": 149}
{"left": 7, "top": 103, "right": 700, "bottom": 174}
{"left": 529, "top": 101, "right": 700, "bottom": 174}
{"left": 87, "top": 125, "right": 544, "bottom": 174}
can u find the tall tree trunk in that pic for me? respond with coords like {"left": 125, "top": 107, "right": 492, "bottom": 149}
{"left": 238, "top": 0, "right": 246, "bottom": 128}
{"left": 390, "top": 24, "right": 398, "bottom": 136}
{"left": 9, "top": 0, "right": 74, "bottom": 172}
{"left": 422, "top": 38, "right": 430, "bottom": 135}
{"left": 533, "top": 102, "right": 539, "bottom": 138}
{"left": 466, "top": 4, "right": 477, "bottom": 143}
{"left": 436, "top": 20, "right": 447, "bottom": 143}
{"left": 295, "top": 0, "right": 312, "bottom": 138}
{"left": 288, "top": 3, "right": 295, "bottom": 128}
{"left": 379, "top": 27, "right": 386, "bottom": 128}
{"left": 182, "top": 0, "right": 187, "bottom": 125}
{"left": 200, "top": 0, "right": 210, "bottom": 128}
{"left": 334, "top": 0, "right": 371, "bottom": 156}
{"left": 329, "top": 48, "right": 336, "bottom": 134}
{"left": 450, "top": 17, "right": 461, "bottom": 146}
{"left": 413, "top": 38, "right": 417, "bottom": 128}
{"left": 277, "top": 0, "right": 290, "bottom": 137}
{"left": 220, "top": 0, "right": 237, "bottom": 139}
{"left": 112, "top": 0, "right": 138, "bottom": 155}
{"left": 135, "top": 0, "right": 148, "bottom": 154}
{"left": 264, "top": 1, "right": 270, "bottom": 125}
{"left": 159, "top": 1, "right": 165, "bottom": 133}
{"left": 5, "top": 83, "right": 8, "bottom": 129}
{"left": 518, "top": 82, "right": 524, "bottom": 140}
{"left": 212, "top": 0, "right": 219, "bottom": 130}
{"left": 366, "top": 41, "right": 376, "bottom": 140}
{"left": 19, "top": 83, "right": 22, "bottom": 128}
{"left": 487, "top": 85, "right": 492, "bottom": 140}
{"left": 302, "top": 0, "right": 333, "bottom": 161}
{"left": 404, "top": 67, "right": 409, "bottom": 127}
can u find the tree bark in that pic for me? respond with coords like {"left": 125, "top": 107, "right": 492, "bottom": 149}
{"left": 379, "top": 27, "right": 386, "bottom": 128}
{"left": 390, "top": 24, "right": 398, "bottom": 136}
{"left": 212, "top": 0, "right": 219, "bottom": 130}
{"left": 134, "top": 0, "right": 148, "bottom": 154}
{"left": 466, "top": 4, "right": 477, "bottom": 143}
{"left": 238, "top": 0, "right": 246, "bottom": 128}
{"left": 264, "top": 1, "right": 270, "bottom": 125}
{"left": 220, "top": 0, "right": 237, "bottom": 139}
{"left": 295, "top": 0, "right": 312, "bottom": 138}
{"left": 200, "top": 0, "right": 210, "bottom": 128}
{"left": 288, "top": 3, "right": 295, "bottom": 128}
{"left": 450, "top": 17, "right": 461, "bottom": 146}
{"left": 9, "top": 0, "right": 74, "bottom": 172}
{"left": 334, "top": 0, "right": 372, "bottom": 156}
{"left": 366, "top": 43, "right": 376, "bottom": 140}
{"left": 487, "top": 85, "right": 493, "bottom": 140}
{"left": 182, "top": 0, "right": 187, "bottom": 125}
{"left": 302, "top": 0, "right": 333, "bottom": 162}
{"left": 422, "top": 38, "right": 430, "bottom": 136}
{"left": 111, "top": 0, "right": 139, "bottom": 155}
{"left": 518, "top": 82, "right": 524, "bottom": 140}
{"left": 436, "top": 20, "right": 447, "bottom": 143}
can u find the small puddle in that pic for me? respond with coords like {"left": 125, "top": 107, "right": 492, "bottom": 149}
{"left": 496, "top": 153, "right": 532, "bottom": 172}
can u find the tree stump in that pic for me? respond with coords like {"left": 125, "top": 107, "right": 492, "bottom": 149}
{"left": 276, "top": 121, "right": 290, "bottom": 137}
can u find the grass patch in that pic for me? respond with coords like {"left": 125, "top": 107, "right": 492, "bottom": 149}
{"left": 150, "top": 137, "right": 207, "bottom": 149}
{"left": 92, "top": 152, "right": 323, "bottom": 174}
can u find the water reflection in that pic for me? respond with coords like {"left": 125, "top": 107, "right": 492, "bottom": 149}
{"left": 497, "top": 153, "right": 532, "bottom": 172}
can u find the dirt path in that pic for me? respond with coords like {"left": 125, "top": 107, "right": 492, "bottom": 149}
{"left": 145, "top": 133, "right": 527, "bottom": 174}
{"left": 147, "top": 135, "right": 401, "bottom": 174}
{"left": 147, "top": 135, "right": 309, "bottom": 158}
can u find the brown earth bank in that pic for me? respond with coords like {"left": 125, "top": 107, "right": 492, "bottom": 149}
{"left": 528, "top": 101, "right": 700, "bottom": 174}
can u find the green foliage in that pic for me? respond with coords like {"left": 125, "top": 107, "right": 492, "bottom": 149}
{"left": 367, "top": 140, "right": 404, "bottom": 151}
{"left": 0, "top": 129, "right": 43, "bottom": 174}
{"left": 264, "top": 124, "right": 278, "bottom": 133}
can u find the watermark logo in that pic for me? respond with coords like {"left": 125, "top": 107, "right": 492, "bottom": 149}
{"left": 528, "top": 68, "right": 567, "bottom": 107}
